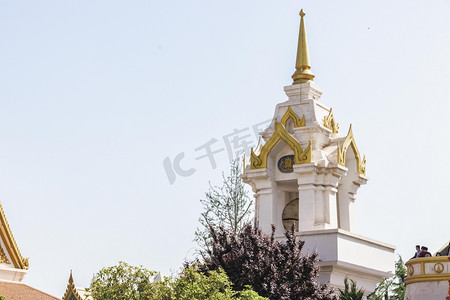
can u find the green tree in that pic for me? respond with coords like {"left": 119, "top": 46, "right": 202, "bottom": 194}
{"left": 158, "top": 266, "right": 268, "bottom": 300}
{"left": 338, "top": 277, "right": 365, "bottom": 300}
{"left": 194, "top": 159, "right": 253, "bottom": 255}
{"left": 89, "top": 261, "right": 158, "bottom": 300}
{"left": 88, "top": 262, "right": 267, "bottom": 300}
{"left": 368, "top": 256, "right": 406, "bottom": 300}
{"left": 239, "top": 288, "right": 269, "bottom": 300}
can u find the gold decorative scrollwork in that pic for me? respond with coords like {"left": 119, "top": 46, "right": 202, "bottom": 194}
{"left": 360, "top": 155, "right": 366, "bottom": 175}
{"left": 0, "top": 247, "right": 9, "bottom": 264}
{"left": 323, "top": 108, "right": 339, "bottom": 133}
{"left": 250, "top": 121, "right": 311, "bottom": 169}
{"left": 250, "top": 151, "right": 263, "bottom": 169}
{"left": 434, "top": 262, "right": 444, "bottom": 274}
{"left": 281, "top": 106, "right": 305, "bottom": 128}
{"left": 407, "top": 265, "right": 414, "bottom": 276}
{"left": 22, "top": 257, "right": 29, "bottom": 270}
{"left": 337, "top": 125, "right": 366, "bottom": 175}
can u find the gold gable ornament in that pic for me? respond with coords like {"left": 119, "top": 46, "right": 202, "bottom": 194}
{"left": 250, "top": 120, "right": 311, "bottom": 169}
{"left": 337, "top": 125, "right": 366, "bottom": 175}
{"left": 62, "top": 271, "right": 91, "bottom": 300}
{"left": 323, "top": 108, "right": 339, "bottom": 133}
{"left": 281, "top": 106, "right": 306, "bottom": 128}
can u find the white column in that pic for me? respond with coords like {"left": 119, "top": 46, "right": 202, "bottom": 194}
{"left": 256, "top": 188, "right": 275, "bottom": 234}
{"left": 324, "top": 186, "right": 339, "bottom": 228}
{"left": 314, "top": 185, "right": 325, "bottom": 225}
{"left": 337, "top": 183, "right": 351, "bottom": 231}
{"left": 298, "top": 183, "right": 316, "bottom": 231}
{"left": 294, "top": 163, "right": 318, "bottom": 231}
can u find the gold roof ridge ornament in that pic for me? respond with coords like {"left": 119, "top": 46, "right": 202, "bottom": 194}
{"left": 281, "top": 106, "right": 306, "bottom": 128}
{"left": 337, "top": 125, "right": 366, "bottom": 175}
{"left": 291, "top": 9, "right": 315, "bottom": 84}
{"left": 250, "top": 120, "right": 311, "bottom": 169}
{"left": 62, "top": 271, "right": 87, "bottom": 300}
{"left": 323, "top": 108, "right": 339, "bottom": 133}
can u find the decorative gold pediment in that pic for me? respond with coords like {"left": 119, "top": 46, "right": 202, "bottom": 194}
{"left": 250, "top": 120, "right": 311, "bottom": 169}
{"left": 337, "top": 125, "right": 366, "bottom": 175}
{"left": 323, "top": 108, "right": 339, "bottom": 133}
{"left": 281, "top": 106, "right": 305, "bottom": 128}
{"left": 63, "top": 272, "right": 89, "bottom": 300}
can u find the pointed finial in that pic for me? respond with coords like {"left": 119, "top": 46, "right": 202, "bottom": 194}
{"left": 69, "top": 270, "right": 74, "bottom": 284}
{"left": 291, "top": 9, "right": 315, "bottom": 84}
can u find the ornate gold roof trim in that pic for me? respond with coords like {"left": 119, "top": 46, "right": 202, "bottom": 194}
{"left": 62, "top": 271, "right": 87, "bottom": 300}
{"left": 0, "top": 202, "right": 28, "bottom": 270}
{"left": 323, "top": 108, "right": 339, "bottom": 133}
{"left": 292, "top": 9, "right": 315, "bottom": 84}
{"left": 337, "top": 125, "right": 366, "bottom": 175}
{"left": 250, "top": 120, "right": 311, "bottom": 169}
{"left": 281, "top": 106, "right": 306, "bottom": 128}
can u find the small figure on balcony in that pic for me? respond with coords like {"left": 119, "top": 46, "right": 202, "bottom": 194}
{"left": 418, "top": 246, "right": 431, "bottom": 257}
{"left": 411, "top": 245, "right": 421, "bottom": 259}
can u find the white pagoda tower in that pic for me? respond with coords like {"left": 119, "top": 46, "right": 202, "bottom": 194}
{"left": 242, "top": 10, "right": 395, "bottom": 293}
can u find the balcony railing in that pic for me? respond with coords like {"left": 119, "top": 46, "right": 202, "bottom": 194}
{"left": 405, "top": 256, "right": 450, "bottom": 284}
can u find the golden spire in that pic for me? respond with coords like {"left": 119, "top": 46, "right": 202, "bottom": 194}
{"left": 291, "top": 9, "right": 315, "bottom": 84}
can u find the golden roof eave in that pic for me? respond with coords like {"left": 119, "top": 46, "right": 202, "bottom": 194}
{"left": 0, "top": 202, "right": 28, "bottom": 270}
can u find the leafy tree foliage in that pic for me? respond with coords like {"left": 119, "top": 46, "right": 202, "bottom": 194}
{"left": 338, "top": 277, "right": 365, "bottom": 300}
{"left": 159, "top": 266, "right": 268, "bottom": 300}
{"left": 239, "top": 288, "right": 269, "bottom": 300}
{"left": 368, "top": 256, "right": 406, "bottom": 300}
{"left": 195, "top": 224, "right": 337, "bottom": 300}
{"left": 195, "top": 159, "right": 253, "bottom": 254}
{"left": 88, "top": 262, "right": 267, "bottom": 300}
{"left": 89, "top": 261, "right": 158, "bottom": 300}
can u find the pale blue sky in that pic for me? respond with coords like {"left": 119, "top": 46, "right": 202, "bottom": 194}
{"left": 1, "top": 0, "right": 450, "bottom": 297}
